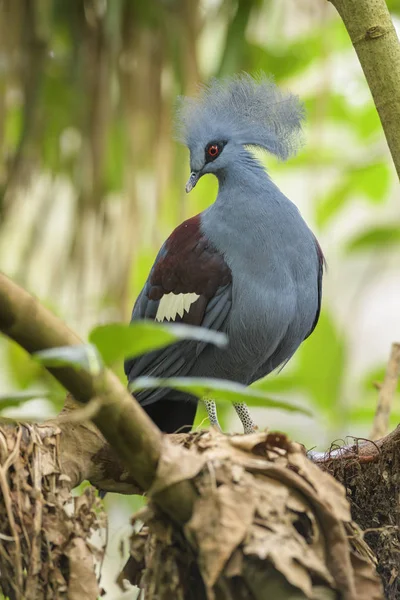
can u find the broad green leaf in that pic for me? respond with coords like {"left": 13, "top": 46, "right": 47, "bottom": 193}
{"left": 355, "top": 105, "right": 382, "bottom": 139}
{"left": 0, "top": 391, "right": 50, "bottom": 411}
{"left": 316, "top": 180, "right": 352, "bottom": 229}
{"left": 129, "top": 376, "right": 311, "bottom": 415}
{"left": 316, "top": 162, "right": 391, "bottom": 229}
{"left": 89, "top": 322, "right": 227, "bottom": 366}
{"left": 297, "top": 310, "right": 346, "bottom": 413}
{"left": 350, "top": 162, "right": 391, "bottom": 203}
{"left": 305, "top": 92, "right": 381, "bottom": 140}
{"left": 33, "top": 344, "right": 103, "bottom": 375}
{"left": 6, "top": 339, "right": 44, "bottom": 389}
{"left": 251, "top": 372, "right": 299, "bottom": 393}
{"left": 246, "top": 20, "right": 349, "bottom": 82}
{"left": 345, "top": 226, "right": 400, "bottom": 253}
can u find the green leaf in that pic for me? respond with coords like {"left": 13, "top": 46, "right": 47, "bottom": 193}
{"left": 351, "top": 162, "right": 391, "bottom": 203}
{"left": 33, "top": 344, "right": 103, "bottom": 375}
{"left": 89, "top": 322, "right": 227, "bottom": 366}
{"left": 297, "top": 310, "right": 346, "bottom": 413}
{"left": 345, "top": 225, "right": 400, "bottom": 252}
{"left": 316, "top": 179, "right": 352, "bottom": 229}
{"left": 0, "top": 391, "right": 50, "bottom": 412}
{"left": 250, "top": 372, "right": 299, "bottom": 393}
{"left": 6, "top": 340, "right": 44, "bottom": 389}
{"left": 354, "top": 105, "right": 382, "bottom": 139}
{"left": 246, "top": 21, "right": 349, "bottom": 82}
{"left": 316, "top": 162, "right": 391, "bottom": 229}
{"left": 129, "top": 376, "right": 311, "bottom": 415}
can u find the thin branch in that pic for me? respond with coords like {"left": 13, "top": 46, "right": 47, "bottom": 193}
{"left": 370, "top": 342, "right": 400, "bottom": 440}
{"left": 329, "top": 0, "right": 400, "bottom": 179}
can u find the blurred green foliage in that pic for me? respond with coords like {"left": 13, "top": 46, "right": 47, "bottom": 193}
{"left": 89, "top": 321, "right": 227, "bottom": 365}
{"left": 0, "top": 0, "right": 399, "bottom": 452}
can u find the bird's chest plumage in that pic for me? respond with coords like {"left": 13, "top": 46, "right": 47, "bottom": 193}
{"left": 223, "top": 266, "right": 296, "bottom": 370}
{"left": 200, "top": 197, "right": 319, "bottom": 379}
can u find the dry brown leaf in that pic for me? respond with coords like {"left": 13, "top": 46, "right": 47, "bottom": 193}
{"left": 185, "top": 481, "right": 255, "bottom": 589}
{"left": 288, "top": 450, "right": 351, "bottom": 523}
{"left": 66, "top": 537, "right": 100, "bottom": 600}
{"left": 350, "top": 552, "right": 384, "bottom": 600}
{"left": 149, "top": 436, "right": 206, "bottom": 496}
{"left": 244, "top": 501, "right": 333, "bottom": 597}
{"left": 43, "top": 512, "right": 72, "bottom": 546}
{"left": 122, "top": 429, "right": 383, "bottom": 600}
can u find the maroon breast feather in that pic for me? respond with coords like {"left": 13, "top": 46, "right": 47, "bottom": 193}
{"left": 148, "top": 214, "right": 232, "bottom": 326}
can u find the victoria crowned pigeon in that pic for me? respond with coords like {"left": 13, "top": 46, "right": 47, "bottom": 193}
{"left": 125, "top": 74, "right": 324, "bottom": 435}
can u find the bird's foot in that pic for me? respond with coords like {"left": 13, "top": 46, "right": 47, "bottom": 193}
{"left": 203, "top": 398, "right": 222, "bottom": 431}
{"left": 233, "top": 402, "right": 257, "bottom": 434}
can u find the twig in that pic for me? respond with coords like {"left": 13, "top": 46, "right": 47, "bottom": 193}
{"left": 25, "top": 430, "right": 45, "bottom": 600}
{"left": 370, "top": 342, "right": 400, "bottom": 440}
{"left": 0, "top": 464, "right": 23, "bottom": 595}
{"left": 2, "top": 427, "right": 23, "bottom": 473}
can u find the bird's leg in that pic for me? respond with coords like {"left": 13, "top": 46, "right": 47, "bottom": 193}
{"left": 202, "top": 398, "right": 222, "bottom": 431}
{"left": 233, "top": 402, "right": 257, "bottom": 434}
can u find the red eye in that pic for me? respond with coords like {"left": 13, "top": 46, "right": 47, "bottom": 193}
{"left": 208, "top": 144, "right": 219, "bottom": 157}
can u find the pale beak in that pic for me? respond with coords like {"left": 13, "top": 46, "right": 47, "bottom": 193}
{"left": 185, "top": 171, "right": 200, "bottom": 193}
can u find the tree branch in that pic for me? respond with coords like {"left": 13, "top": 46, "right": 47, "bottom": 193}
{"left": 370, "top": 342, "right": 400, "bottom": 440}
{"left": 0, "top": 272, "right": 197, "bottom": 523}
{"left": 329, "top": 0, "right": 400, "bottom": 179}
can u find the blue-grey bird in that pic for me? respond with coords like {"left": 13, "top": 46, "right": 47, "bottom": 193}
{"left": 125, "top": 74, "right": 324, "bottom": 434}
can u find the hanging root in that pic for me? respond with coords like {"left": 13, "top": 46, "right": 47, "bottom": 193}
{"left": 0, "top": 421, "right": 107, "bottom": 600}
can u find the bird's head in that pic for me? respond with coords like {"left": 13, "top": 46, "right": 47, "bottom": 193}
{"left": 175, "top": 73, "right": 305, "bottom": 193}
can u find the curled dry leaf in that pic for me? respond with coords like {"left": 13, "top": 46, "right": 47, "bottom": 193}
{"left": 124, "top": 429, "right": 383, "bottom": 600}
{"left": 66, "top": 537, "right": 99, "bottom": 600}
{"left": 185, "top": 480, "right": 256, "bottom": 587}
{"left": 149, "top": 435, "right": 206, "bottom": 496}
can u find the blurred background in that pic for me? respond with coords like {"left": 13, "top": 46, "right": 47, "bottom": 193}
{"left": 0, "top": 0, "right": 399, "bottom": 597}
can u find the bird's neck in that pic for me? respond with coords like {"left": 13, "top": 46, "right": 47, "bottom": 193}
{"left": 212, "top": 153, "right": 285, "bottom": 220}
{"left": 216, "top": 154, "right": 269, "bottom": 192}
{"left": 201, "top": 152, "right": 295, "bottom": 247}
